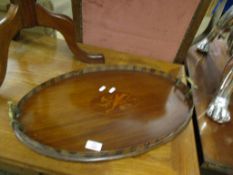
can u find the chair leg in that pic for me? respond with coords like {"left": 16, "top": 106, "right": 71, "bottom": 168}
{"left": 35, "top": 4, "right": 105, "bottom": 64}
{"left": 0, "top": 4, "right": 22, "bottom": 86}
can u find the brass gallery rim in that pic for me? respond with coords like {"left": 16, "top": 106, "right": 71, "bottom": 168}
{"left": 9, "top": 65, "right": 193, "bottom": 162}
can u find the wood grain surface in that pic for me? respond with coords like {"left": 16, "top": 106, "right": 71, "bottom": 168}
{"left": 186, "top": 39, "right": 233, "bottom": 174}
{"left": 12, "top": 65, "right": 193, "bottom": 162}
{"left": 0, "top": 31, "right": 199, "bottom": 175}
{"left": 0, "top": 0, "right": 104, "bottom": 88}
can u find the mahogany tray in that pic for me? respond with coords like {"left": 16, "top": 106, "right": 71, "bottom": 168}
{"left": 9, "top": 65, "right": 193, "bottom": 162}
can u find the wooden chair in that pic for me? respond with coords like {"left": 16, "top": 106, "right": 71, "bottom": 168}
{"left": 71, "top": 0, "right": 212, "bottom": 63}
{"left": 0, "top": 0, "right": 105, "bottom": 87}
{"left": 0, "top": 1, "right": 222, "bottom": 174}
{"left": 0, "top": 0, "right": 215, "bottom": 88}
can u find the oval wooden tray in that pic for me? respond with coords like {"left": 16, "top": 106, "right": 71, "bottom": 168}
{"left": 10, "top": 65, "right": 193, "bottom": 162}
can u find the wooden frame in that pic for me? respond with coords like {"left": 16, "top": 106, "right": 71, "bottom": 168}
{"left": 71, "top": 0, "right": 212, "bottom": 63}
{"left": 71, "top": 0, "right": 83, "bottom": 42}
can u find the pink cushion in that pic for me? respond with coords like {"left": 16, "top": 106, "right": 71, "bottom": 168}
{"left": 83, "top": 0, "right": 200, "bottom": 62}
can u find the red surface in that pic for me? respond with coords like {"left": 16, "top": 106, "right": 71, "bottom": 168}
{"left": 83, "top": 0, "right": 200, "bottom": 62}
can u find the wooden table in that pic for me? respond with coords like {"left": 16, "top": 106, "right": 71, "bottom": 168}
{"left": 0, "top": 0, "right": 104, "bottom": 88}
{"left": 186, "top": 43, "right": 233, "bottom": 175}
{"left": 0, "top": 32, "right": 199, "bottom": 175}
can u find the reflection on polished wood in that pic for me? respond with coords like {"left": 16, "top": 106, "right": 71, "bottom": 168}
{"left": 14, "top": 66, "right": 193, "bottom": 162}
{"left": 186, "top": 39, "right": 233, "bottom": 174}
{"left": 0, "top": 32, "right": 199, "bottom": 174}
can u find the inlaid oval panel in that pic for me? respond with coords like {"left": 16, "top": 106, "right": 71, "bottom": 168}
{"left": 11, "top": 65, "right": 193, "bottom": 162}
